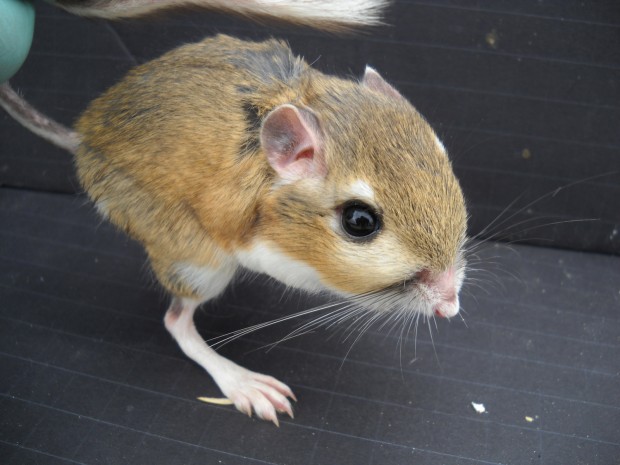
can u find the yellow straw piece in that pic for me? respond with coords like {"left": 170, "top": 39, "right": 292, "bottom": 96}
{"left": 197, "top": 396, "right": 234, "bottom": 406}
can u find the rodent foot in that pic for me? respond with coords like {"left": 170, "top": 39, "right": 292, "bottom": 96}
{"left": 220, "top": 370, "right": 296, "bottom": 426}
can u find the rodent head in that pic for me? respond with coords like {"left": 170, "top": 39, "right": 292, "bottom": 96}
{"left": 244, "top": 67, "right": 467, "bottom": 319}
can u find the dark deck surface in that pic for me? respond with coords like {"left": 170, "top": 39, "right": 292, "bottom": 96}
{"left": 1, "top": 187, "right": 618, "bottom": 464}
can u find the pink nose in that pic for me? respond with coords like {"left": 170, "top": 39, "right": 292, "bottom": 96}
{"left": 418, "top": 267, "right": 459, "bottom": 318}
{"left": 419, "top": 267, "right": 457, "bottom": 301}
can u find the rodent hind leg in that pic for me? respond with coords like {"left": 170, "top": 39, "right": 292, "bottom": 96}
{"left": 164, "top": 297, "right": 296, "bottom": 426}
{"left": 161, "top": 262, "right": 296, "bottom": 426}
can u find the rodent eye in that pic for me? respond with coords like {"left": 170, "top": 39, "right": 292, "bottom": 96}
{"left": 341, "top": 202, "right": 381, "bottom": 239}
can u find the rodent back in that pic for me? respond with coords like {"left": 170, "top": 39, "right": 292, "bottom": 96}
{"left": 73, "top": 35, "right": 314, "bottom": 255}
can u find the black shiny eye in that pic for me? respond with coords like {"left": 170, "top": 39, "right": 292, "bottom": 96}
{"left": 341, "top": 202, "right": 381, "bottom": 238}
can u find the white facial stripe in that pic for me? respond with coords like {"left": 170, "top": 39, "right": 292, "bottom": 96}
{"left": 349, "top": 180, "right": 375, "bottom": 201}
{"left": 236, "top": 240, "right": 326, "bottom": 293}
{"left": 434, "top": 135, "right": 446, "bottom": 153}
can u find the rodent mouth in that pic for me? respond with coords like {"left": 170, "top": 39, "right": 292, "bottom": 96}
{"left": 366, "top": 266, "right": 462, "bottom": 318}
{"left": 354, "top": 282, "right": 436, "bottom": 314}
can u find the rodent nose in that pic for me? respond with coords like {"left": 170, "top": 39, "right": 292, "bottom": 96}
{"left": 444, "top": 289, "right": 457, "bottom": 303}
{"left": 434, "top": 300, "right": 459, "bottom": 318}
{"left": 416, "top": 267, "right": 456, "bottom": 295}
{"left": 417, "top": 267, "right": 459, "bottom": 319}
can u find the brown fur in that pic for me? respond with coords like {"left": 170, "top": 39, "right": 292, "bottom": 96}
{"left": 74, "top": 35, "right": 467, "bottom": 298}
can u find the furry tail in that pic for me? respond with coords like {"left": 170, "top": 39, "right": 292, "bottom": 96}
{"left": 0, "top": 82, "right": 80, "bottom": 155}
{"left": 48, "top": 0, "right": 389, "bottom": 30}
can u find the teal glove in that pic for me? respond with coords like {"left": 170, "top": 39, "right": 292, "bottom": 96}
{"left": 0, "top": 0, "right": 35, "bottom": 83}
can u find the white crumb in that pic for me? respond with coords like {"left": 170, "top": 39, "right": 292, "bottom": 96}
{"left": 471, "top": 402, "right": 486, "bottom": 414}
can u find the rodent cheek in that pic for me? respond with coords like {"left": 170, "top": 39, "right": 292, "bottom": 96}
{"left": 317, "top": 229, "right": 413, "bottom": 295}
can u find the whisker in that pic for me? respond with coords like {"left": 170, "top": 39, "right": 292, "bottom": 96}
{"left": 472, "top": 192, "right": 527, "bottom": 241}
{"left": 209, "top": 299, "right": 350, "bottom": 350}
{"left": 265, "top": 303, "right": 362, "bottom": 351}
{"left": 217, "top": 285, "right": 405, "bottom": 353}
{"left": 427, "top": 317, "right": 442, "bottom": 370}
{"left": 458, "top": 310, "right": 469, "bottom": 328}
{"left": 469, "top": 171, "right": 617, "bottom": 249}
{"left": 340, "top": 311, "right": 384, "bottom": 369}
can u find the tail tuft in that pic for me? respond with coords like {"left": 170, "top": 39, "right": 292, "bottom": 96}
{"left": 50, "top": 0, "right": 390, "bottom": 30}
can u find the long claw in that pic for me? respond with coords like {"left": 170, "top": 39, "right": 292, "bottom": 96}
{"left": 197, "top": 397, "right": 234, "bottom": 405}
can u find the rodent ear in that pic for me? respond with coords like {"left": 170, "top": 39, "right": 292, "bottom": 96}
{"left": 260, "top": 104, "right": 326, "bottom": 181}
{"left": 362, "top": 66, "right": 404, "bottom": 101}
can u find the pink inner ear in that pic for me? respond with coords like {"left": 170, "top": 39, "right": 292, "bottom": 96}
{"left": 260, "top": 104, "right": 325, "bottom": 180}
{"left": 296, "top": 148, "right": 314, "bottom": 160}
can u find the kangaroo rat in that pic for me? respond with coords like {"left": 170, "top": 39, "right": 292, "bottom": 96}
{"left": 1, "top": 20, "right": 467, "bottom": 427}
